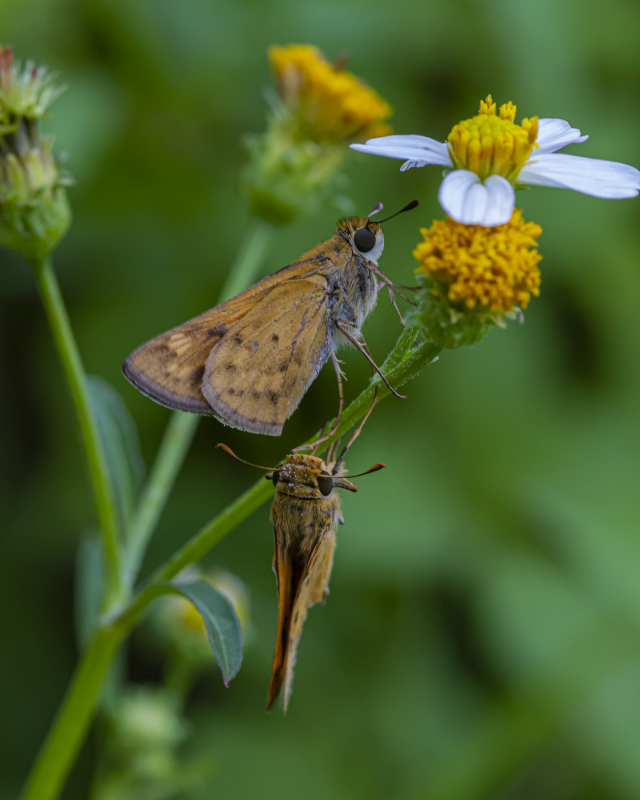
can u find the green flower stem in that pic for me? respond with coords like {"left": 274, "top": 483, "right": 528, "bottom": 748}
{"left": 31, "top": 255, "right": 123, "bottom": 608}
{"left": 20, "top": 625, "right": 124, "bottom": 800}
{"left": 122, "top": 411, "right": 198, "bottom": 589}
{"left": 218, "top": 218, "right": 273, "bottom": 303}
{"left": 122, "top": 218, "right": 274, "bottom": 589}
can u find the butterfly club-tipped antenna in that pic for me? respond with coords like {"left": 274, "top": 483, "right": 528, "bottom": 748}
{"left": 365, "top": 199, "right": 421, "bottom": 328}
{"left": 216, "top": 443, "right": 278, "bottom": 473}
{"left": 371, "top": 199, "right": 419, "bottom": 225}
{"left": 330, "top": 388, "right": 384, "bottom": 493}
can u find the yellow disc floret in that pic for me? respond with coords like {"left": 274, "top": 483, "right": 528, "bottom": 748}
{"left": 413, "top": 210, "right": 542, "bottom": 315}
{"left": 447, "top": 95, "right": 538, "bottom": 182}
{"left": 268, "top": 45, "right": 393, "bottom": 144}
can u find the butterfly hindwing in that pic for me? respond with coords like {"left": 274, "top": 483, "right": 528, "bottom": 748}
{"left": 122, "top": 260, "right": 325, "bottom": 415}
{"left": 202, "top": 276, "right": 332, "bottom": 435}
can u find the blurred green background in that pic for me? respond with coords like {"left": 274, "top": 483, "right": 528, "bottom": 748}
{"left": 1, "top": 0, "right": 640, "bottom": 798}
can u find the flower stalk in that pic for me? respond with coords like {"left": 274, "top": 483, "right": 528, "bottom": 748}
{"left": 31, "top": 254, "right": 124, "bottom": 608}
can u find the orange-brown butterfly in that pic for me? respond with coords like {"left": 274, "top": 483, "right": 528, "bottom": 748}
{"left": 123, "top": 202, "right": 417, "bottom": 436}
{"left": 217, "top": 394, "right": 383, "bottom": 711}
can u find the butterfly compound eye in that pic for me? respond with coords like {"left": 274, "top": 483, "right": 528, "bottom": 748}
{"left": 271, "top": 470, "right": 280, "bottom": 487}
{"left": 316, "top": 474, "right": 334, "bottom": 496}
{"left": 353, "top": 227, "right": 376, "bottom": 253}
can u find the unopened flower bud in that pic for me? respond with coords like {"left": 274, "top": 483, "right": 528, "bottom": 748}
{"left": 244, "top": 45, "right": 392, "bottom": 225}
{"left": 0, "top": 46, "right": 72, "bottom": 260}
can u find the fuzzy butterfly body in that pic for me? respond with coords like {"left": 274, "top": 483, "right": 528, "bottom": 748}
{"left": 267, "top": 453, "right": 344, "bottom": 711}
{"left": 216, "top": 392, "right": 384, "bottom": 712}
{"left": 123, "top": 216, "right": 383, "bottom": 436}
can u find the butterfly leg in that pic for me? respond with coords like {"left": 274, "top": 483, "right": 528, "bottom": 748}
{"left": 335, "top": 321, "right": 406, "bottom": 399}
{"left": 293, "top": 353, "right": 345, "bottom": 454}
{"left": 364, "top": 261, "right": 419, "bottom": 306}
{"left": 332, "top": 387, "right": 379, "bottom": 474}
{"left": 387, "top": 285, "right": 407, "bottom": 328}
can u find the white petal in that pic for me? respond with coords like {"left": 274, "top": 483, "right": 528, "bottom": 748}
{"left": 439, "top": 171, "right": 515, "bottom": 226}
{"left": 400, "top": 160, "right": 430, "bottom": 171}
{"left": 519, "top": 153, "right": 640, "bottom": 198}
{"left": 363, "top": 134, "right": 446, "bottom": 151}
{"left": 535, "top": 118, "right": 589, "bottom": 154}
{"left": 350, "top": 136, "right": 452, "bottom": 167}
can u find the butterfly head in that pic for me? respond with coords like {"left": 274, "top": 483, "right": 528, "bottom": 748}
{"left": 268, "top": 453, "right": 338, "bottom": 499}
{"left": 337, "top": 200, "right": 419, "bottom": 264}
{"left": 269, "top": 452, "right": 385, "bottom": 497}
{"left": 338, "top": 216, "right": 384, "bottom": 264}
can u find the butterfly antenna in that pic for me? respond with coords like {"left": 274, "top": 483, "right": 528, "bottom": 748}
{"left": 332, "top": 388, "right": 378, "bottom": 475}
{"left": 216, "top": 443, "right": 276, "bottom": 471}
{"left": 372, "top": 199, "right": 418, "bottom": 224}
{"left": 366, "top": 201, "right": 383, "bottom": 217}
{"left": 343, "top": 462, "right": 385, "bottom": 479}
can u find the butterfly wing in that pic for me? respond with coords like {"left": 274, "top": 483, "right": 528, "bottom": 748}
{"left": 202, "top": 275, "right": 332, "bottom": 435}
{"left": 122, "top": 260, "right": 325, "bottom": 415}
{"left": 267, "top": 515, "right": 337, "bottom": 712}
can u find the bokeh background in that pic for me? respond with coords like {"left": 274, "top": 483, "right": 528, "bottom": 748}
{"left": 2, "top": 0, "right": 640, "bottom": 798}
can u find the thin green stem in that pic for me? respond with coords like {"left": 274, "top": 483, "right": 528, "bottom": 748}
{"left": 122, "top": 412, "right": 198, "bottom": 589}
{"left": 31, "top": 255, "right": 123, "bottom": 608}
{"left": 20, "top": 626, "right": 124, "bottom": 800}
{"left": 218, "top": 219, "right": 273, "bottom": 303}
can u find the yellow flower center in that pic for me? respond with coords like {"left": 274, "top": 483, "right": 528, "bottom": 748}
{"left": 413, "top": 209, "right": 542, "bottom": 315}
{"left": 268, "top": 45, "right": 393, "bottom": 144}
{"left": 447, "top": 96, "right": 538, "bottom": 182}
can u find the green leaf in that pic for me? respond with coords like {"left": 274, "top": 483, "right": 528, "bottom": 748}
{"left": 159, "top": 579, "right": 243, "bottom": 685}
{"left": 88, "top": 375, "right": 145, "bottom": 536}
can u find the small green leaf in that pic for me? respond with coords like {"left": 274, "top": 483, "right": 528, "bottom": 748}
{"left": 88, "top": 376, "right": 145, "bottom": 535}
{"left": 159, "top": 579, "right": 243, "bottom": 684}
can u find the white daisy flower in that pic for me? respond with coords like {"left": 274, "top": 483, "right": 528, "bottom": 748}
{"left": 350, "top": 96, "right": 640, "bottom": 226}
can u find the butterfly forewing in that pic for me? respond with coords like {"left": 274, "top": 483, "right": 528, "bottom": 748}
{"left": 202, "top": 276, "right": 331, "bottom": 435}
{"left": 122, "top": 255, "right": 335, "bottom": 418}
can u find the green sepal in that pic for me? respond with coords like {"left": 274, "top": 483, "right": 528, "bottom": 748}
{"left": 409, "top": 275, "right": 493, "bottom": 349}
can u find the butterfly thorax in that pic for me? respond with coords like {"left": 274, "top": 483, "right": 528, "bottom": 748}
{"left": 300, "top": 217, "right": 382, "bottom": 325}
